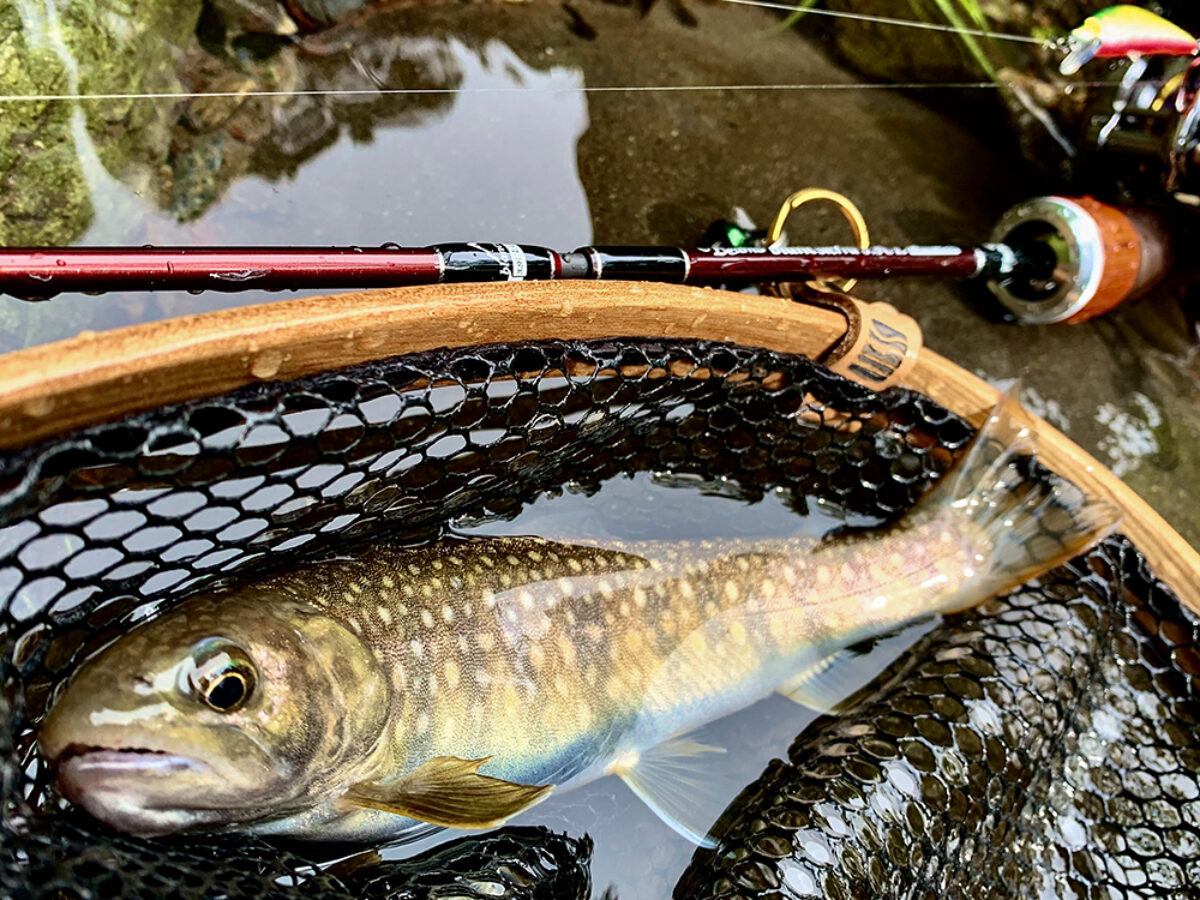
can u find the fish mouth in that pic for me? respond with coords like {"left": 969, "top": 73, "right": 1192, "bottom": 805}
{"left": 53, "top": 745, "right": 222, "bottom": 836}
{"left": 54, "top": 743, "right": 203, "bottom": 770}
{"left": 55, "top": 745, "right": 210, "bottom": 801}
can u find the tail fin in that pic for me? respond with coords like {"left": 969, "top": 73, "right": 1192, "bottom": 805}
{"left": 924, "top": 385, "right": 1121, "bottom": 604}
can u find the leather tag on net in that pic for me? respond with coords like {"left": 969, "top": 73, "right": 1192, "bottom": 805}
{"left": 780, "top": 281, "right": 922, "bottom": 391}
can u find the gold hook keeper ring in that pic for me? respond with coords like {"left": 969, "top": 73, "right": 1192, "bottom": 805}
{"left": 768, "top": 188, "right": 870, "bottom": 293}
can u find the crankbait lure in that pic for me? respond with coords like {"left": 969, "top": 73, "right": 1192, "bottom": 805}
{"left": 1059, "top": 5, "right": 1199, "bottom": 75}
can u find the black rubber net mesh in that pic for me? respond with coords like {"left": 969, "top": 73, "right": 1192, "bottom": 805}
{"left": 0, "top": 336, "right": 1194, "bottom": 899}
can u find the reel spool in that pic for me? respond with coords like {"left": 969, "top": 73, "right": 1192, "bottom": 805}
{"left": 987, "top": 195, "right": 1173, "bottom": 324}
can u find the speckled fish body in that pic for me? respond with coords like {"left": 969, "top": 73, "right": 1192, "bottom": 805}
{"left": 1061, "top": 6, "right": 1198, "bottom": 74}
{"left": 37, "top": 393, "right": 1118, "bottom": 842}
{"left": 243, "top": 525, "right": 992, "bottom": 840}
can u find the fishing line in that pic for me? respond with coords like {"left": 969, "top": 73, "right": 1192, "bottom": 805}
{"left": 0, "top": 0, "right": 1068, "bottom": 104}
{"left": 0, "top": 81, "right": 1110, "bottom": 103}
{"left": 717, "top": 0, "right": 1045, "bottom": 45}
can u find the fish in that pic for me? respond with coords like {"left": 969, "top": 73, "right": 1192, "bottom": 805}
{"left": 1059, "top": 5, "right": 1198, "bottom": 75}
{"left": 675, "top": 534, "right": 1200, "bottom": 899}
{"left": 37, "top": 391, "right": 1118, "bottom": 845}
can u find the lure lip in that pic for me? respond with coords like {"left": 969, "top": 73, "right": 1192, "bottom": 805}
{"left": 1060, "top": 34, "right": 1103, "bottom": 76}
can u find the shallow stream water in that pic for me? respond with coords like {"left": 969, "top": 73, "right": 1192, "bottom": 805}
{"left": 3, "top": 0, "right": 1197, "bottom": 547}
{"left": 2, "top": 1, "right": 1200, "bottom": 896}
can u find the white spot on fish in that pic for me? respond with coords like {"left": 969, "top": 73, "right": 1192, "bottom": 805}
{"left": 89, "top": 702, "right": 172, "bottom": 727}
{"left": 378, "top": 606, "right": 393, "bottom": 626}
{"left": 442, "top": 604, "right": 455, "bottom": 624}
{"left": 415, "top": 712, "right": 430, "bottom": 734}
{"left": 557, "top": 635, "right": 576, "bottom": 666}
{"left": 420, "top": 608, "right": 434, "bottom": 628}
{"left": 381, "top": 575, "right": 395, "bottom": 589}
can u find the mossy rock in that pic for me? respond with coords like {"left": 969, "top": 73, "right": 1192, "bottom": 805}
{"left": 0, "top": 0, "right": 203, "bottom": 246}
{"left": 0, "top": 2, "right": 89, "bottom": 245}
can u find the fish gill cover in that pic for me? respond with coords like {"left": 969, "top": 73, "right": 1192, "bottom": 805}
{"left": 0, "top": 337, "right": 1194, "bottom": 898}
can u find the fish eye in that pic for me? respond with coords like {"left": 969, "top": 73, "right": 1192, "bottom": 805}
{"left": 186, "top": 639, "right": 258, "bottom": 714}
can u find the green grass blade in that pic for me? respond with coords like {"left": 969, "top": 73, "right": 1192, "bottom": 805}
{"left": 928, "top": 0, "right": 997, "bottom": 78}
{"left": 776, "top": 0, "right": 821, "bottom": 31}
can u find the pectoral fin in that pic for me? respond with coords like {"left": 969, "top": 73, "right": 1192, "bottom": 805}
{"left": 778, "top": 648, "right": 869, "bottom": 713}
{"left": 609, "top": 737, "right": 735, "bottom": 848}
{"left": 344, "top": 756, "right": 553, "bottom": 829}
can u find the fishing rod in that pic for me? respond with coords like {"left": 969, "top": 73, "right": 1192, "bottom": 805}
{"left": 0, "top": 193, "right": 1173, "bottom": 325}
{"left": 0, "top": 241, "right": 1039, "bottom": 296}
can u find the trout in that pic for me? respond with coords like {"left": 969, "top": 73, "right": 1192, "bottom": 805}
{"left": 38, "top": 393, "right": 1118, "bottom": 843}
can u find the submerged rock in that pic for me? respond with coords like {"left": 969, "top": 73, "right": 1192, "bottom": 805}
{"left": 786, "top": 2, "right": 1150, "bottom": 179}
{"left": 814, "top": 0, "right": 1113, "bottom": 82}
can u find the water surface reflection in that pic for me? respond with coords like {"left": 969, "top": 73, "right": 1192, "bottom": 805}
{"left": 1, "top": 31, "right": 591, "bottom": 351}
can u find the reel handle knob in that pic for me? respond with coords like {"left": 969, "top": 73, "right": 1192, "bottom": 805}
{"left": 987, "top": 196, "right": 1172, "bottom": 324}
